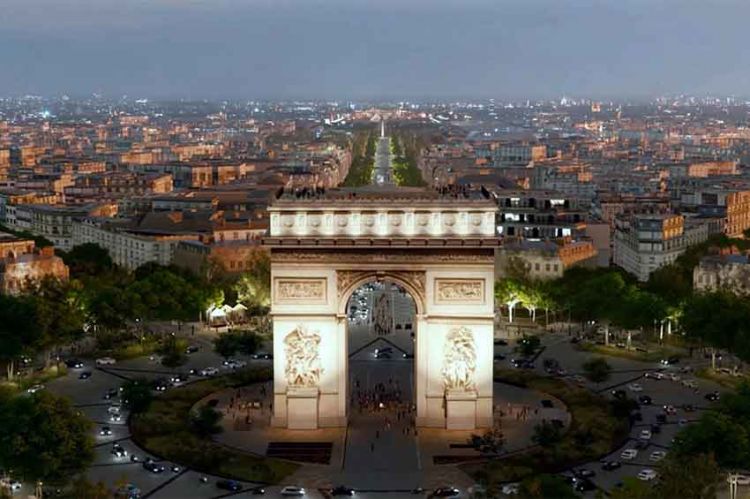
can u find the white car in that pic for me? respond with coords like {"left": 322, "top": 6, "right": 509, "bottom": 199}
{"left": 639, "top": 429, "right": 652, "bottom": 440}
{"left": 637, "top": 469, "right": 657, "bottom": 481}
{"left": 628, "top": 383, "right": 643, "bottom": 392}
{"left": 682, "top": 379, "right": 697, "bottom": 389}
{"left": 200, "top": 367, "right": 219, "bottom": 376}
{"left": 620, "top": 448, "right": 638, "bottom": 460}
{"left": 649, "top": 450, "right": 666, "bottom": 461}
{"left": 96, "top": 357, "right": 116, "bottom": 366}
{"left": 26, "top": 384, "right": 44, "bottom": 394}
{"left": 501, "top": 483, "right": 520, "bottom": 495}
{"left": 281, "top": 485, "right": 306, "bottom": 496}
{"left": 0, "top": 478, "right": 21, "bottom": 492}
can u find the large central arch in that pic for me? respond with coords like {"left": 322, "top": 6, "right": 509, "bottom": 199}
{"left": 264, "top": 188, "right": 499, "bottom": 430}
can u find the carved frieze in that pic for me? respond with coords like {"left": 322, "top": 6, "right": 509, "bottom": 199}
{"left": 435, "top": 278, "right": 485, "bottom": 303}
{"left": 275, "top": 278, "right": 327, "bottom": 303}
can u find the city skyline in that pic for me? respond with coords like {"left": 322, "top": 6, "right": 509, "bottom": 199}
{"left": 3, "top": 0, "right": 750, "bottom": 100}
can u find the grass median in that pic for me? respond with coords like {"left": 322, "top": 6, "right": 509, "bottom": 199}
{"left": 129, "top": 367, "right": 298, "bottom": 483}
{"left": 462, "top": 368, "right": 630, "bottom": 489}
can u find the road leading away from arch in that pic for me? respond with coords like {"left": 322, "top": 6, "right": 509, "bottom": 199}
{"left": 373, "top": 128, "right": 393, "bottom": 186}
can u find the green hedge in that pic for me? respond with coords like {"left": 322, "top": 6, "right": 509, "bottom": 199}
{"left": 130, "top": 368, "right": 298, "bottom": 483}
{"left": 463, "top": 369, "right": 630, "bottom": 489}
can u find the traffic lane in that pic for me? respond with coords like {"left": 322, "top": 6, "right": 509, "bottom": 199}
{"left": 47, "top": 365, "right": 125, "bottom": 405}
{"left": 151, "top": 471, "right": 274, "bottom": 499}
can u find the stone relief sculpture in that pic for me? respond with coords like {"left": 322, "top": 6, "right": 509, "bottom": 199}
{"left": 284, "top": 325, "right": 323, "bottom": 388}
{"left": 276, "top": 279, "right": 326, "bottom": 301}
{"left": 442, "top": 326, "right": 477, "bottom": 391}
{"left": 436, "top": 279, "right": 484, "bottom": 302}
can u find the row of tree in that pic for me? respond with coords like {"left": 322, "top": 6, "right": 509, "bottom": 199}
{"left": 495, "top": 263, "right": 750, "bottom": 363}
{"left": 391, "top": 133, "right": 427, "bottom": 187}
{"left": 341, "top": 130, "right": 377, "bottom": 186}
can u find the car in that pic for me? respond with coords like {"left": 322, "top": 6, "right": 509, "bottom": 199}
{"left": 143, "top": 460, "right": 165, "bottom": 474}
{"left": 678, "top": 418, "right": 688, "bottom": 426}
{"left": 223, "top": 359, "right": 248, "bottom": 369}
{"left": 683, "top": 404, "right": 695, "bottom": 412}
{"left": 100, "top": 426, "right": 112, "bottom": 436}
{"left": 574, "top": 479, "right": 596, "bottom": 492}
{"left": 620, "top": 448, "right": 638, "bottom": 460}
{"left": 628, "top": 383, "right": 643, "bottom": 392}
{"left": 111, "top": 444, "right": 128, "bottom": 457}
{"left": 574, "top": 469, "right": 595, "bottom": 478}
{"left": 432, "top": 487, "right": 460, "bottom": 497}
{"left": 79, "top": 371, "right": 92, "bottom": 380}
{"left": 493, "top": 354, "right": 506, "bottom": 362}
{"left": 251, "top": 487, "right": 266, "bottom": 495}
{"left": 494, "top": 339, "right": 508, "bottom": 346}
{"left": 649, "top": 450, "right": 667, "bottom": 462}
{"left": 65, "top": 358, "right": 84, "bottom": 369}
{"left": 130, "top": 454, "right": 141, "bottom": 463}
{"left": 170, "top": 374, "right": 188, "bottom": 385}
{"left": 644, "top": 371, "right": 661, "bottom": 380}
{"left": 115, "top": 484, "right": 141, "bottom": 499}
{"left": 706, "top": 391, "right": 720, "bottom": 402}
{"left": 601, "top": 461, "right": 621, "bottom": 471}
{"left": 110, "top": 412, "right": 122, "bottom": 422}
{"left": 660, "top": 356, "right": 680, "bottom": 365}
{"left": 668, "top": 373, "right": 681, "bottom": 382}
{"left": 637, "top": 469, "right": 657, "bottom": 481}
{"left": 170, "top": 465, "right": 181, "bottom": 473}
{"left": 185, "top": 345, "right": 200, "bottom": 354}
{"left": 96, "top": 357, "right": 116, "bottom": 366}
{"left": 331, "top": 485, "right": 355, "bottom": 496}
{"left": 663, "top": 405, "right": 677, "bottom": 415}
{"left": 638, "top": 395, "right": 652, "bottom": 405}
{"left": 682, "top": 379, "right": 698, "bottom": 389}
{"left": 639, "top": 429, "right": 652, "bottom": 440}
{"left": 153, "top": 379, "right": 169, "bottom": 392}
{"left": 26, "top": 383, "right": 44, "bottom": 394}
{"left": 403, "top": 353, "right": 414, "bottom": 359}
{"left": 200, "top": 367, "right": 219, "bottom": 376}
{"left": 103, "top": 388, "right": 119, "bottom": 400}
{"left": 501, "top": 483, "right": 520, "bottom": 495}
{"left": 216, "top": 480, "right": 242, "bottom": 492}
{"left": 611, "top": 389, "right": 627, "bottom": 400}
{"left": 280, "top": 486, "right": 306, "bottom": 496}
{"left": 374, "top": 351, "right": 392, "bottom": 359}
{"left": 0, "top": 479, "right": 22, "bottom": 492}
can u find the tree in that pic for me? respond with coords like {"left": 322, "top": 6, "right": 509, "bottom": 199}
{"left": 671, "top": 411, "right": 749, "bottom": 468}
{"left": 121, "top": 379, "right": 153, "bottom": 413}
{"left": 0, "top": 392, "right": 93, "bottom": 484}
{"left": 495, "top": 279, "right": 524, "bottom": 323}
{"left": 235, "top": 249, "right": 271, "bottom": 314}
{"left": 0, "top": 294, "right": 41, "bottom": 380}
{"left": 190, "top": 405, "right": 223, "bottom": 437}
{"left": 62, "top": 243, "right": 114, "bottom": 277}
{"left": 609, "top": 477, "right": 655, "bottom": 499}
{"left": 158, "top": 335, "right": 186, "bottom": 368}
{"left": 28, "top": 277, "right": 86, "bottom": 367}
{"left": 656, "top": 453, "right": 721, "bottom": 499}
{"left": 582, "top": 357, "right": 612, "bottom": 385}
{"left": 518, "top": 474, "right": 578, "bottom": 498}
{"left": 214, "top": 333, "right": 240, "bottom": 359}
{"left": 237, "top": 331, "right": 261, "bottom": 356}
{"left": 531, "top": 421, "right": 562, "bottom": 448}
{"left": 65, "top": 478, "right": 111, "bottom": 499}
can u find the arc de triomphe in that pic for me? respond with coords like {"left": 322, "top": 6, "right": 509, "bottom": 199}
{"left": 264, "top": 187, "right": 498, "bottom": 430}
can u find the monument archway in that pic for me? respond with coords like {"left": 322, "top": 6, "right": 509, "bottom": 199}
{"left": 265, "top": 187, "right": 499, "bottom": 430}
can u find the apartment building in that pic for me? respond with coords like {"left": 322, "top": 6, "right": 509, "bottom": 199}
{"left": 613, "top": 213, "right": 709, "bottom": 281}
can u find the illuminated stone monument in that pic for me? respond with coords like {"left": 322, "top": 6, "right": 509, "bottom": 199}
{"left": 265, "top": 186, "right": 498, "bottom": 430}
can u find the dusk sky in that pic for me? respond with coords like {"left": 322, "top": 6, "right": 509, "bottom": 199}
{"left": 2, "top": 0, "right": 749, "bottom": 100}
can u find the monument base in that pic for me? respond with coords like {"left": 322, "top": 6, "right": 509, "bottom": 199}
{"left": 287, "top": 387, "right": 319, "bottom": 430}
{"left": 445, "top": 389, "right": 478, "bottom": 430}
